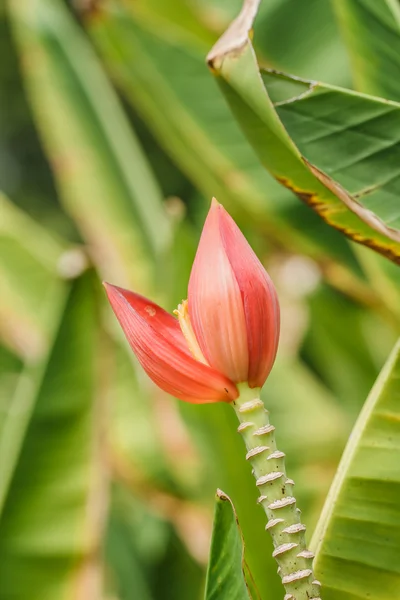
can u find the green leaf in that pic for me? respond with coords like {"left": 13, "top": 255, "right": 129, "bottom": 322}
{"left": 7, "top": 0, "right": 170, "bottom": 289}
{"left": 0, "top": 272, "right": 106, "bottom": 599}
{"left": 205, "top": 490, "right": 251, "bottom": 600}
{"left": 311, "top": 338, "right": 400, "bottom": 598}
{"left": 262, "top": 71, "right": 400, "bottom": 242}
{"left": 333, "top": 0, "right": 400, "bottom": 100}
{"left": 207, "top": 1, "right": 400, "bottom": 264}
{"left": 0, "top": 193, "right": 68, "bottom": 359}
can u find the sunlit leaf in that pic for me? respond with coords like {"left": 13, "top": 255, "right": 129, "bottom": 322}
{"left": 312, "top": 338, "right": 400, "bottom": 598}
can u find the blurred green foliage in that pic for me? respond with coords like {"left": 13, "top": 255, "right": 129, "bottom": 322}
{"left": 1, "top": 0, "right": 400, "bottom": 599}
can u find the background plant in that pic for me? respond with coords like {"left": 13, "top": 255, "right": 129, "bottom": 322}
{"left": 1, "top": 0, "right": 400, "bottom": 599}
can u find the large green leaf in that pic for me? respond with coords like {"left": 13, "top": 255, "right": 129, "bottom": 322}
{"left": 311, "top": 338, "right": 400, "bottom": 599}
{"left": 333, "top": 0, "right": 400, "bottom": 100}
{"left": 204, "top": 490, "right": 251, "bottom": 600}
{"left": 8, "top": 0, "right": 170, "bottom": 290}
{"left": 207, "top": 0, "right": 400, "bottom": 264}
{"left": 0, "top": 272, "right": 106, "bottom": 600}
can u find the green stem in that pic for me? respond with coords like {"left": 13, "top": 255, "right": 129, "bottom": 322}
{"left": 232, "top": 383, "right": 321, "bottom": 600}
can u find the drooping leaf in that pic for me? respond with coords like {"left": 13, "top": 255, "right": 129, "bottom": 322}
{"left": 7, "top": 0, "right": 170, "bottom": 290}
{"left": 311, "top": 338, "right": 400, "bottom": 599}
{"left": 207, "top": 0, "right": 400, "bottom": 264}
{"left": 333, "top": 0, "right": 400, "bottom": 100}
{"left": 204, "top": 490, "right": 251, "bottom": 600}
{"left": 0, "top": 272, "right": 106, "bottom": 600}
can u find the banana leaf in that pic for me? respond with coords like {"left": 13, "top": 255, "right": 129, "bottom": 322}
{"left": 312, "top": 338, "right": 400, "bottom": 599}
{"left": 207, "top": 0, "right": 400, "bottom": 265}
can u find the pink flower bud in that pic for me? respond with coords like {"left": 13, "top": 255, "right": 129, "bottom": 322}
{"left": 188, "top": 199, "right": 279, "bottom": 388}
{"left": 104, "top": 199, "right": 279, "bottom": 403}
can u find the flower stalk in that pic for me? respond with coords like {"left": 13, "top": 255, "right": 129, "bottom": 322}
{"left": 104, "top": 199, "right": 320, "bottom": 599}
{"left": 233, "top": 383, "right": 321, "bottom": 600}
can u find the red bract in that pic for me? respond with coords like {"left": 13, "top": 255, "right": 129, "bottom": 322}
{"left": 104, "top": 285, "right": 237, "bottom": 404}
{"left": 104, "top": 199, "right": 280, "bottom": 403}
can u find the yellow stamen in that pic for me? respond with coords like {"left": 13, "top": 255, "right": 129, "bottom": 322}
{"left": 173, "top": 300, "right": 208, "bottom": 365}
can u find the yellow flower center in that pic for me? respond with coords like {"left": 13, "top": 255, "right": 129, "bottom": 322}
{"left": 174, "top": 300, "right": 208, "bottom": 365}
